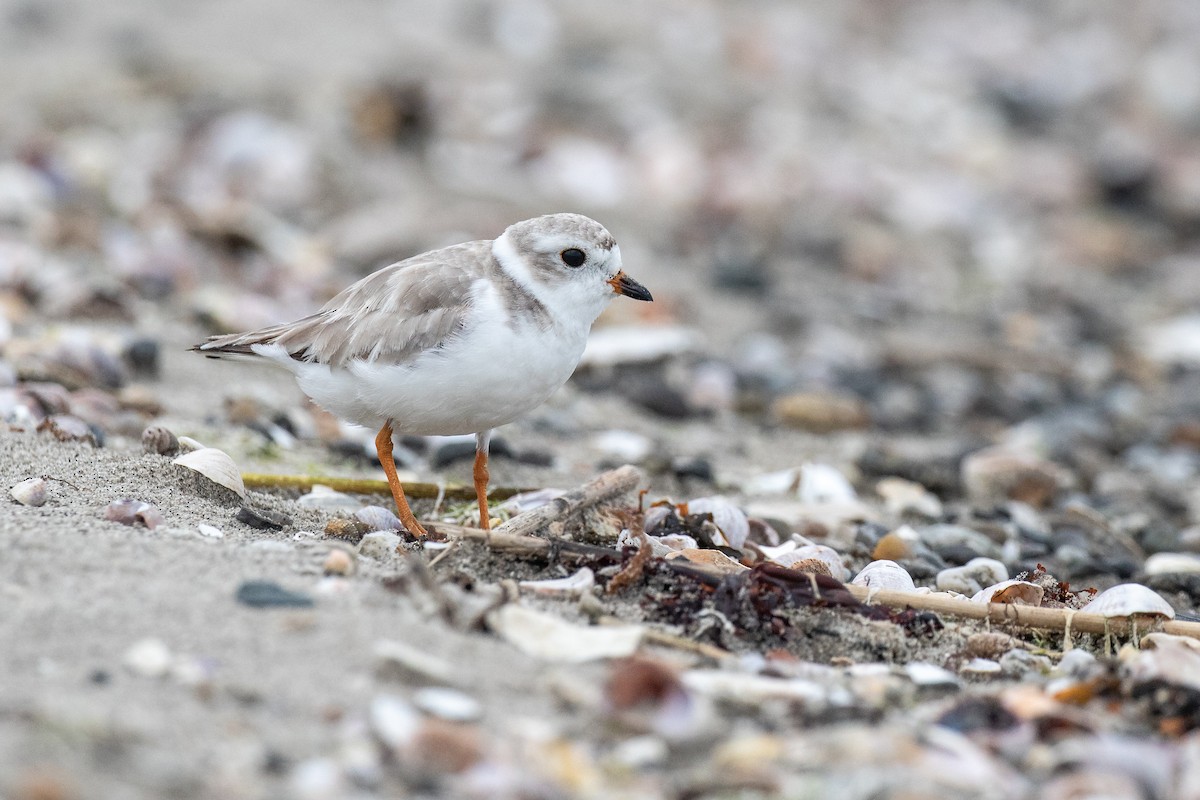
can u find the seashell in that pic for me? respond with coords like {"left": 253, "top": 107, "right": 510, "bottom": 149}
{"left": 486, "top": 604, "right": 644, "bottom": 663}
{"left": 370, "top": 693, "right": 421, "bottom": 751}
{"left": 196, "top": 524, "right": 224, "bottom": 539}
{"left": 972, "top": 579, "right": 1044, "bottom": 606}
{"left": 355, "top": 505, "right": 402, "bottom": 531}
{"left": 1143, "top": 552, "right": 1200, "bottom": 575}
{"left": 642, "top": 504, "right": 673, "bottom": 534}
{"left": 296, "top": 484, "right": 359, "bottom": 510}
{"left": 495, "top": 488, "right": 564, "bottom": 515}
{"left": 770, "top": 544, "right": 848, "bottom": 581}
{"left": 141, "top": 425, "right": 179, "bottom": 456}
{"left": 518, "top": 567, "right": 595, "bottom": 597}
{"left": 176, "top": 435, "right": 206, "bottom": 452}
{"left": 850, "top": 559, "right": 915, "bottom": 591}
{"left": 10, "top": 476, "right": 48, "bottom": 507}
{"left": 936, "top": 557, "right": 1009, "bottom": 595}
{"left": 664, "top": 548, "right": 749, "bottom": 577}
{"left": 1080, "top": 583, "right": 1175, "bottom": 620}
{"left": 798, "top": 463, "right": 858, "bottom": 504}
{"left": 173, "top": 447, "right": 246, "bottom": 498}
{"left": 685, "top": 496, "right": 749, "bottom": 550}
{"left": 104, "top": 498, "right": 163, "bottom": 529}
{"left": 876, "top": 476, "right": 943, "bottom": 518}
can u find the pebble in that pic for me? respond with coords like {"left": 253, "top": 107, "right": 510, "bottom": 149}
{"left": 322, "top": 548, "right": 355, "bottom": 576}
{"left": 876, "top": 476, "right": 943, "bottom": 519}
{"left": 959, "top": 658, "right": 1004, "bottom": 678}
{"left": 196, "top": 524, "right": 224, "bottom": 539}
{"left": 1144, "top": 552, "right": 1200, "bottom": 575}
{"left": 236, "top": 505, "right": 291, "bottom": 530}
{"left": 358, "top": 531, "right": 402, "bottom": 560}
{"left": 936, "top": 558, "right": 1009, "bottom": 595}
{"left": 773, "top": 391, "right": 869, "bottom": 432}
{"left": 235, "top": 580, "right": 314, "bottom": 608}
{"left": 123, "top": 637, "right": 172, "bottom": 678}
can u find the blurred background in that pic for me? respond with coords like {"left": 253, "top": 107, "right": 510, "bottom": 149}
{"left": 4, "top": 0, "right": 1200, "bottom": 495}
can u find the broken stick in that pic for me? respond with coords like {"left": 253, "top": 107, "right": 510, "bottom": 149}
{"left": 492, "top": 465, "right": 643, "bottom": 539}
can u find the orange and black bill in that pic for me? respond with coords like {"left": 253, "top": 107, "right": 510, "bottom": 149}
{"left": 608, "top": 271, "right": 653, "bottom": 301}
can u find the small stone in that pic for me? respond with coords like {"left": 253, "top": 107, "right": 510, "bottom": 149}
{"left": 936, "top": 557, "right": 1009, "bottom": 595}
{"left": 325, "top": 517, "right": 372, "bottom": 543}
{"left": 959, "top": 658, "right": 1003, "bottom": 678}
{"left": 961, "top": 446, "right": 1071, "bottom": 508}
{"left": 322, "top": 548, "right": 355, "bottom": 576}
{"left": 876, "top": 476, "right": 943, "bottom": 519}
{"left": 773, "top": 391, "right": 869, "bottom": 432}
{"left": 235, "top": 580, "right": 314, "bottom": 608}
{"left": 123, "top": 637, "right": 172, "bottom": 678}
{"left": 358, "top": 531, "right": 402, "bottom": 560}
{"left": 10, "top": 477, "right": 48, "bottom": 507}
{"left": 236, "top": 505, "right": 291, "bottom": 530}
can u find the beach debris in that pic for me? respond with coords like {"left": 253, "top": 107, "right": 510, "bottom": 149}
{"left": 518, "top": 567, "right": 595, "bottom": 598}
{"left": 103, "top": 498, "right": 163, "bottom": 529}
{"left": 10, "top": 477, "right": 48, "bottom": 506}
{"left": 123, "top": 637, "right": 173, "bottom": 678}
{"left": 972, "top": 580, "right": 1045, "bottom": 606}
{"left": 684, "top": 496, "right": 749, "bottom": 550}
{"left": 1081, "top": 584, "right": 1175, "bottom": 621}
{"left": 235, "top": 580, "right": 314, "bottom": 608}
{"left": 358, "top": 531, "right": 402, "bottom": 560}
{"left": 173, "top": 447, "right": 246, "bottom": 498}
{"left": 937, "top": 558, "right": 1009, "bottom": 595}
{"left": 354, "top": 505, "right": 403, "bottom": 531}
{"left": 851, "top": 559, "right": 916, "bottom": 591}
{"left": 486, "top": 604, "right": 644, "bottom": 663}
{"left": 141, "top": 424, "right": 179, "bottom": 456}
{"left": 322, "top": 547, "right": 356, "bottom": 576}
{"left": 235, "top": 504, "right": 291, "bottom": 530}
{"left": 412, "top": 687, "right": 483, "bottom": 722}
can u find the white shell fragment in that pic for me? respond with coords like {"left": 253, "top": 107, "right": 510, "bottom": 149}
{"left": 355, "top": 505, "right": 402, "bottom": 531}
{"left": 297, "top": 484, "right": 360, "bottom": 510}
{"left": 10, "top": 477, "right": 48, "bottom": 507}
{"left": 486, "top": 604, "right": 643, "bottom": 663}
{"left": 686, "top": 496, "right": 749, "bottom": 550}
{"left": 1144, "top": 552, "right": 1200, "bottom": 576}
{"left": 173, "top": 447, "right": 246, "bottom": 498}
{"left": 769, "top": 544, "right": 849, "bottom": 581}
{"left": 1080, "top": 584, "right": 1175, "bottom": 620}
{"left": 971, "top": 580, "right": 1045, "bottom": 606}
{"left": 518, "top": 567, "right": 595, "bottom": 597}
{"left": 412, "top": 687, "right": 483, "bottom": 722}
{"left": 851, "top": 560, "right": 916, "bottom": 591}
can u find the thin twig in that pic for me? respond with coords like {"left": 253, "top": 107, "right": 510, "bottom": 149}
{"left": 433, "top": 522, "right": 622, "bottom": 563}
{"left": 493, "top": 465, "right": 643, "bottom": 539}
{"left": 241, "top": 472, "right": 532, "bottom": 500}
{"left": 845, "top": 584, "right": 1200, "bottom": 639}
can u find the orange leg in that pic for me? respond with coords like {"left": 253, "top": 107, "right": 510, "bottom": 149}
{"left": 474, "top": 431, "right": 492, "bottom": 530}
{"left": 375, "top": 422, "right": 427, "bottom": 536}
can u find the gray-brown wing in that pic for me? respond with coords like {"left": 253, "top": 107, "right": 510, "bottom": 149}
{"left": 197, "top": 240, "right": 489, "bottom": 368}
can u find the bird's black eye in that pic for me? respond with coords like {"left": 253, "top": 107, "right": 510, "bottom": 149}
{"left": 560, "top": 248, "right": 586, "bottom": 267}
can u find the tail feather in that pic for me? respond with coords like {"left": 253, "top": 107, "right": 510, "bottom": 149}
{"left": 193, "top": 323, "right": 297, "bottom": 360}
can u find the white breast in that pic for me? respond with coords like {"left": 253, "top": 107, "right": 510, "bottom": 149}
{"left": 272, "top": 278, "right": 591, "bottom": 435}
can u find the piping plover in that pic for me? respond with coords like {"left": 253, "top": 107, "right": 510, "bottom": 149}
{"left": 195, "top": 213, "right": 652, "bottom": 536}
